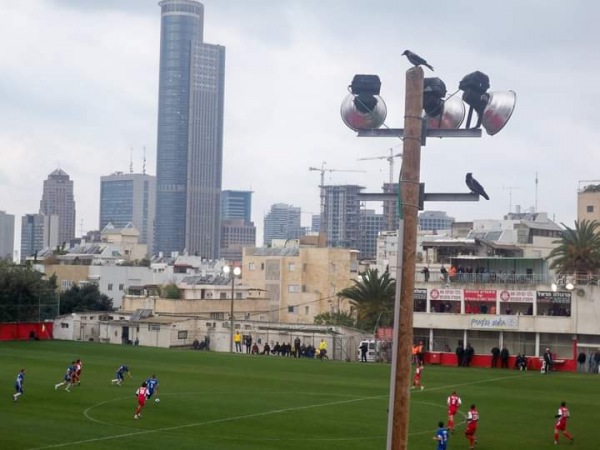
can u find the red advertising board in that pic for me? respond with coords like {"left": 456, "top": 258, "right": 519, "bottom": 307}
{"left": 0, "top": 322, "right": 53, "bottom": 341}
{"left": 464, "top": 289, "right": 497, "bottom": 302}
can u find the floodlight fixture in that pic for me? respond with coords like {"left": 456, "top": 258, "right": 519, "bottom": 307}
{"left": 341, "top": 74, "right": 387, "bottom": 131}
{"left": 423, "top": 77, "right": 465, "bottom": 130}
{"left": 459, "top": 71, "right": 516, "bottom": 135}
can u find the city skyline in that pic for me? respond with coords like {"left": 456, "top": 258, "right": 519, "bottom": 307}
{"left": 1, "top": 1, "right": 598, "bottom": 251}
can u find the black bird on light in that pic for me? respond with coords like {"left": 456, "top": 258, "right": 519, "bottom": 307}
{"left": 466, "top": 173, "right": 490, "bottom": 200}
{"left": 402, "top": 50, "right": 434, "bottom": 71}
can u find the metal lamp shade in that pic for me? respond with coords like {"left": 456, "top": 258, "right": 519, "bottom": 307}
{"left": 482, "top": 90, "right": 517, "bottom": 135}
{"left": 340, "top": 93, "right": 387, "bottom": 131}
{"left": 426, "top": 95, "right": 466, "bottom": 129}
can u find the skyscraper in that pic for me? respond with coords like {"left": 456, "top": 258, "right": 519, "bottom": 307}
{"left": 221, "top": 190, "right": 252, "bottom": 223}
{"left": 20, "top": 213, "right": 58, "bottom": 260}
{"left": 322, "top": 185, "right": 363, "bottom": 249}
{"left": 263, "top": 204, "right": 302, "bottom": 246}
{"left": 155, "top": 0, "right": 226, "bottom": 258}
{"left": 39, "top": 169, "right": 76, "bottom": 247}
{"left": 0, "top": 210, "right": 15, "bottom": 260}
{"left": 99, "top": 172, "right": 156, "bottom": 253}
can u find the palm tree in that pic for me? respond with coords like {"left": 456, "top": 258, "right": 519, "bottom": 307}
{"left": 547, "top": 220, "right": 600, "bottom": 282}
{"left": 337, "top": 268, "right": 396, "bottom": 331}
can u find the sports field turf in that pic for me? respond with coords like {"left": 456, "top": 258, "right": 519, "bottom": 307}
{"left": 1, "top": 340, "right": 597, "bottom": 449}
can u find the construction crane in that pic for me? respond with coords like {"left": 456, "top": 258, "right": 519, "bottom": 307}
{"left": 358, "top": 149, "right": 403, "bottom": 229}
{"left": 309, "top": 162, "right": 366, "bottom": 236}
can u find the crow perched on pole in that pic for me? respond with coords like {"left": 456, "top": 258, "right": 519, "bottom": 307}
{"left": 466, "top": 173, "right": 490, "bottom": 200}
{"left": 402, "top": 50, "right": 434, "bottom": 71}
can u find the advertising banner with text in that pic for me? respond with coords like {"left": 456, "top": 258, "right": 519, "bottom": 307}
{"left": 464, "top": 289, "right": 497, "bottom": 302}
{"left": 429, "top": 288, "right": 462, "bottom": 301}
{"left": 499, "top": 290, "right": 535, "bottom": 303}
{"left": 469, "top": 315, "right": 519, "bottom": 330}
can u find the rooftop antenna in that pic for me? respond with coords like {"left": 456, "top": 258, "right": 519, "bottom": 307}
{"left": 502, "top": 185, "right": 521, "bottom": 213}
{"left": 129, "top": 147, "right": 134, "bottom": 174}
{"left": 534, "top": 171, "right": 538, "bottom": 213}
{"left": 142, "top": 146, "right": 147, "bottom": 175}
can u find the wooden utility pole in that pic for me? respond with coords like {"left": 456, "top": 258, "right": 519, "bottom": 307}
{"left": 389, "top": 66, "right": 424, "bottom": 450}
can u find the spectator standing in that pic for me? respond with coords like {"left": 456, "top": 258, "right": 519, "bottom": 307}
{"left": 577, "top": 352, "right": 586, "bottom": 372}
{"left": 421, "top": 266, "right": 430, "bottom": 282}
{"left": 594, "top": 349, "right": 600, "bottom": 373}
{"left": 490, "top": 346, "right": 500, "bottom": 368}
{"left": 440, "top": 265, "right": 448, "bottom": 283}
{"left": 234, "top": 331, "right": 242, "bottom": 353}
{"left": 500, "top": 346, "right": 510, "bottom": 368}
{"left": 455, "top": 343, "right": 464, "bottom": 367}
{"left": 294, "top": 337, "right": 301, "bottom": 357}
{"left": 464, "top": 343, "right": 474, "bottom": 367}
{"left": 543, "top": 348, "right": 553, "bottom": 374}
{"left": 359, "top": 341, "right": 369, "bottom": 362}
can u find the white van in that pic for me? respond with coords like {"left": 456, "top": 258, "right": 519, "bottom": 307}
{"left": 358, "top": 340, "right": 377, "bottom": 362}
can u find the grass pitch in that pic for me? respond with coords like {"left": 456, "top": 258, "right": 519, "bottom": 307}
{"left": 0, "top": 340, "right": 597, "bottom": 449}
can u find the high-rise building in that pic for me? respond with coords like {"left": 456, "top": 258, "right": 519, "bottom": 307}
{"left": 99, "top": 172, "right": 156, "bottom": 254}
{"left": 322, "top": 185, "right": 363, "bottom": 249}
{"left": 155, "top": 0, "right": 226, "bottom": 259}
{"left": 0, "top": 210, "right": 15, "bottom": 260}
{"left": 221, "top": 190, "right": 252, "bottom": 223}
{"left": 39, "top": 169, "right": 76, "bottom": 247}
{"left": 263, "top": 204, "right": 302, "bottom": 246}
{"left": 419, "top": 210, "right": 455, "bottom": 231}
{"left": 20, "top": 214, "right": 59, "bottom": 260}
{"left": 382, "top": 182, "right": 400, "bottom": 230}
{"left": 358, "top": 209, "right": 385, "bottom": 260}
{"left": 220, "top": 190, "right": 255, "bottom": 262}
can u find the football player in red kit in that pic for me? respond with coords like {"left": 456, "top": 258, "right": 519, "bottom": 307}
{"left": 447, "top": 391, "right": 462, "bottom": 433}
{"left": 554, "top": 401, "right": 574, "bottom": 445}
{"left": 465, "top": 404, "right": 479, "bottom": 449}
{"left": 134, "top": 382, "right": 148, "bottom": 419}
{"left": 412, "top": 363, "right": 424, "bottom": 390}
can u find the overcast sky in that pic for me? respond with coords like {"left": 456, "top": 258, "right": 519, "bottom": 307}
{"left": 1, "top": 0, "right": 598, "bottom": 250}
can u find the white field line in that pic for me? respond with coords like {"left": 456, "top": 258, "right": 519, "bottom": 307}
{"left": 29, "top": 372, "right": 530, "bottom": 449}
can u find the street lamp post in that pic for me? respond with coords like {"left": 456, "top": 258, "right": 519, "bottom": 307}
{"left": 223, "top": 265, "right": 242, "bottom": 353}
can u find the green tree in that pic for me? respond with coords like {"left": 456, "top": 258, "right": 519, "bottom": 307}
{"left": 59, "top": 283, "right": 114, "bottom": 314}
{"left": 161, "top": 283, "right": 181, "bottom": 299}
{"left": 547, "top": 220, "right": 600, "bottom": 282}
{"left": 337, "top": 268, "right": 396, "bottom": 331}
{"left": 0, "top": 262, "right": 58, "bottom": 322}
{"left": 313, "top": 311, "right": 356, "bottom": 327}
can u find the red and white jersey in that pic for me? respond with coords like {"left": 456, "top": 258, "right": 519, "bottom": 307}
{"left": 136, "top": 386, "right": 148, "bottom": 401}
{"left": 75, "top": 361, "right": 82, "bottom": 373}
{"left": 556, "top": 406, "right": 570, "bottom": 428}
{"left": 447, "top": 394, "right": 462, "bottom": 410}
{"left": 414, "top": 366, "right": 423, "bottom": 379}
{"left": 467, "top": 408, "right": 479, "bottom": 423}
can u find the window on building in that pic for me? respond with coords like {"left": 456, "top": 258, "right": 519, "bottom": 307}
{"left": 304, "top": 306, "right": 309, "bottom": 315}
{"left": 61, "top": 280, "right": 72, "bottom": 290}
{"left": 261, "top": 263, "right": 265, "bottom": 270}
{"left": 107, "top": 283, "right": 113, "bottom": 291}
{"left": 118, "top": 284, "right": 124, "bottom": 290}
{"left": 249, "top": 262, "right": 256, "bottom": 270}
{"left": 210, "top": 312, "right": 224, "bottom": 320}
{"left": 177, "top": 330, "right": 188, "bottom": 340}
{"left": 288, "top": 263, "right": 295, "bottom": 271}
{"left": 148, "top": 324, "right": 160, "bottom": 332}
{"left": 61, "top": 323, "right": 69, "bottom": 329}
{"left": 236, "top": 292, "right": 243, "bottom": 299}
{"left": 288, "top": 306, "right": 297, "bottom": 313}
{"left": 288, "top": 285, "right": 301, "bottom": 293}
{"left": 220, "top": 292, "right": 227, "bottom": 299}
{"left": 587, "top": 205, "right": 594, "bottom": 213}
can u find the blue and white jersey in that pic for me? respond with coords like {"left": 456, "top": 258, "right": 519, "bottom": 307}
{"left": 146, "top": 377, "right": 159, "bottom": 397}
{"left": 435, "top": 427, "right": 449, "bottom": 450}
{"left": 63, "top": 366, "right": 73, "bottom": 381}
{"left": 116, "top": 365, "right": 129, "bottom": 377}
{"left": 15, "top": 371, "right": 25, "bottom": 392}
